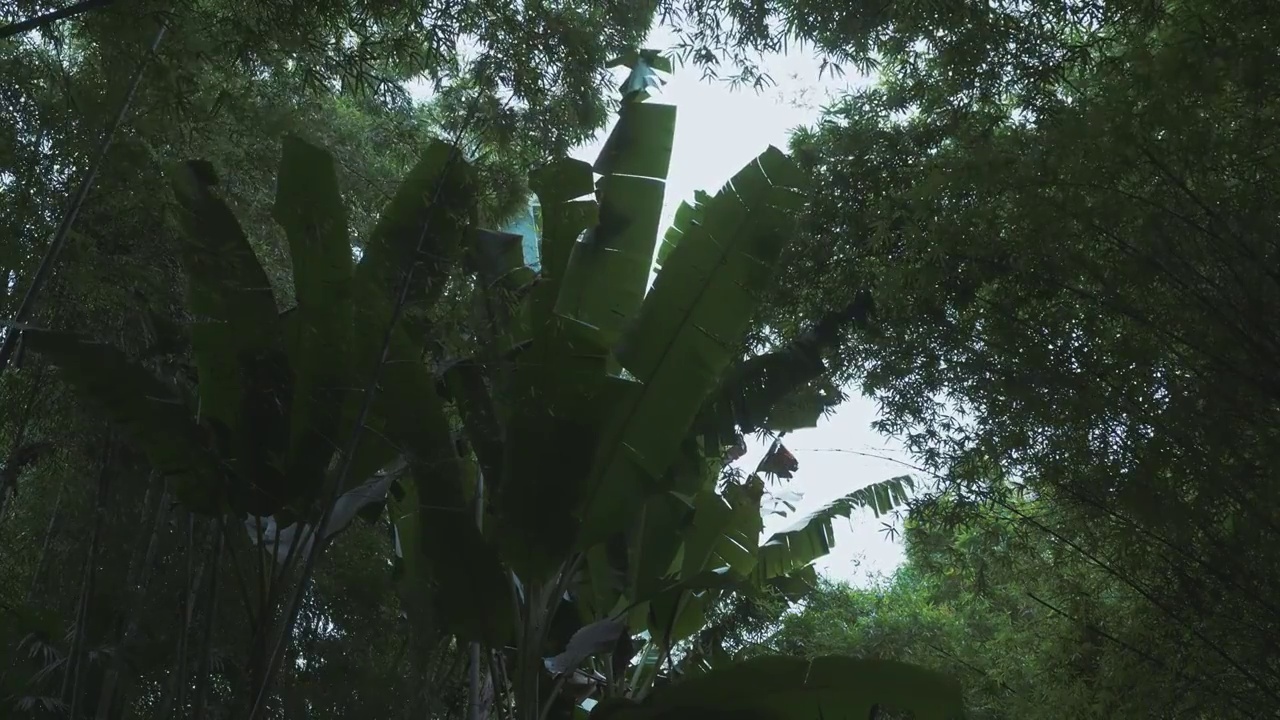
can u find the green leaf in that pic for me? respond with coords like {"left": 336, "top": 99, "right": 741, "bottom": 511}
{"left": 697, "top": 344, "right": 831, "bottom": 450}
{"left": 578, "top": 147, "right": 808, "bottom": 549}
{"left": 466, "top": 228, "right": 534, "bottom": 290}
{"left": 442, "top": 357, "right": 505, "bottom": 502}
{"left": 169, "top": 160, "right": 281, "bottom": 427}
{"left": 524, "top": 159, "right": 598, "bottom": 330}
{"left": 272, "top": 135, "right": 353, "bottom": 510}
{"left": 381, "top": 354, "right": 514, "bottom": 644}
{"left": 679, "top": 477, "right": 764, "bottom": 580}
{"left": 628, "top": 491, "right": 695, "bottom": 602}
{"left": 170, "top": 160, "right": 290, "bottom": 514}
{"left": 761, "top": 380, "right": 844, "bottom": 432}
{"left": 755, "top": 476, "right": 915, "bottom": 581}
{"left": 557, "top": 99, "right": 676, "bottom": 345}
{"left": 335, "top": 141, "right": 478, "bottom": 513}
{"left": 590, "top": 655, "right": 965, "bottom": 720}
{"left": 593, "top": 102, "right": 677, "bottom": 179}
{"left": 655, "top": 190, "right": 711, "bottom": 271}
{"left": 21, "top": 330, "right": 221, "bottom": 513}
{"left": 608, "top": 48, "right": 673, "bottom": 74}
{"left": 353, "top": 139, "right": 476, "bottom": 349}
{"left": 581, "top": 540, "right": 629, "bottom": 620}
{"left": 648, "top": 587, "right": 713, "bottom": 645}
{"left": 496, "top": 316, "right": 637, "bottom": 580}
{"left": 392, "top": 464, "right": 513, "bottom": 645}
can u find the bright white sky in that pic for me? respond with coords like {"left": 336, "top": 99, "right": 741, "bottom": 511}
{"left": 562, "top": 28, "right": 915, "bottom": 587}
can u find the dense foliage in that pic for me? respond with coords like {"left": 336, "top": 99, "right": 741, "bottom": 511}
{"left": 4, "top": 0, "right": 1279, "bottom": 718}
{"left": 746, "top": 0, "right": 1280, "bottom": 718}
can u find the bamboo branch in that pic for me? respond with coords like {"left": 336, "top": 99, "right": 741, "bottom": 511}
{"left": 0, "top": 0, "right": 112, "bottom": 40}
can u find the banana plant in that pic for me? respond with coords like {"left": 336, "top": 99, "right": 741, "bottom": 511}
{"left": 18, "top": 45, "right": 965, "bottom": 720}
{"left": 386, "top": 50, "right": 963, "bottom": 720}
{"left": 16, "top": 129, "right": 512, "bottom": 705}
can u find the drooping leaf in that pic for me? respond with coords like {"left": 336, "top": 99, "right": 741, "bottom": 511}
{"left": 20, "top": 330, "right": 221, "bottom": 512}
{"left": 761, "top": 380, "right": 844, "bottom": 432}
{"left": 767, "top": 564, "right": 818, "bottom": 603}
{"left": 247, "top": 458, "right": 405, "bottom": 564}
{"left": 590, "top": 655, "right": 965, "bottom": 720}
{"left": 754, "top": 476, "right": 915, "bottom": 581}
{"left": 756, "top": 441, "right": 798, "bottom": 479}
{"left": 761, "top": 488, "right": 804, "bottom": 518}
{"left": 272, "top": 135, "right": 354, "bottom": 510}
{"left": 545, "top": 619, "right": 629, "bottom": 675}
{"left": 695, "top": 334, "right": 834, "bottom": 452}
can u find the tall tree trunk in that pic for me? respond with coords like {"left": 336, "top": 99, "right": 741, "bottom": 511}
{"left": 95, "top": 475, "right": 167, "bottom": 718}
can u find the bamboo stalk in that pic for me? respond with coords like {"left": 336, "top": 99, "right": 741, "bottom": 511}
{"left": 25, "top": 477, "right": 65, "bottom": 602}
{"left": 0, "top": 0, "right": 113, "bottom": 40}
{"left": 95, "top": 476, "right": 168, "bottom": 718}
{"left": 469, "top": 469, "right": 486, "bottom": 720}
{"left": 192, "top": 531, "right": 226, "bottom": 720}
{"left": 63, "top": 438, "right": 114, "bottom": 717}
